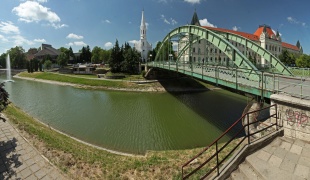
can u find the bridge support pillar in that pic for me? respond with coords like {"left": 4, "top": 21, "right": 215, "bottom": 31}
{"left": 270, "top": 94, "right": 310, "bottom": 142}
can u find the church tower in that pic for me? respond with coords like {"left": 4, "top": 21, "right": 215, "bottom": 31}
{"left": 135, "top": 10, "right": 152, "bottom": 63}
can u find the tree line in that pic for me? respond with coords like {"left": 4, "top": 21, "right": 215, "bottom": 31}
{"left": 1, "top": 42, "right": 309, "bottom": 74}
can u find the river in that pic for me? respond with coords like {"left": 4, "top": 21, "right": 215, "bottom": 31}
{"left": 3, "top": 76, "right": 248, "bottom": 155}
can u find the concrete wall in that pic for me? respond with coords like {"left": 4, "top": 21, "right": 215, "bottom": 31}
{"left": 270, "top": 94, "right": 310, "bottom": 141}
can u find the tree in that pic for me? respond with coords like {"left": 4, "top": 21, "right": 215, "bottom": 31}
{"left": 79, "top": 45, "right": 92, "bottom": 63}
{"left": 296, "top": 54, "right": 310, "bottom": 68}
{"left": 57, "top": 52, "right": 68, "bottom": 67}
{"left": 91, "top": 46, "right": 103, "bottom": 64}
{"left": 101, "top": 49, "right": 111, "bottom": 64}
{"left": 279, "top": 50, "right": 296, "bottom": 66}
{"left": 0, "top": 53, "right": 6, "bottom": 68}
{"left": 121, "top": 43, "right": 140, "bottom": 74}
{"left": 8, "top": 46, "right": 27, "bottom": 69}
{"left": 44, "top": 60, "right": 52, "bottom": 70}
{"left": 0, "top": 83, "right": 9, "bottom": 122}
{"left": 154, "top": 41, "right": 175, "bottom": 61}
{"left": 108, "top": 39, "right": 123, "bottom": 72}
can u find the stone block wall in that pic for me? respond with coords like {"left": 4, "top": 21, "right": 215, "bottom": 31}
{"left": 270, "top": 94, "right": 310, "bottom": 142}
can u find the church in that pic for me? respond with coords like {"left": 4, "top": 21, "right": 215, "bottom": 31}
{"left": 134, "top": 11, "right": 152, "bottom": 63}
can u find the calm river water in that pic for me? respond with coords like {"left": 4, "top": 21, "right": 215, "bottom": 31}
{"left": 3, "top": 76, "right": 248, "bottom": 154}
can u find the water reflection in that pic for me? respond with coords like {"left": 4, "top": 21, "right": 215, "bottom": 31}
{"left": 3, "top": 76, "right": 247, "bottom": 154}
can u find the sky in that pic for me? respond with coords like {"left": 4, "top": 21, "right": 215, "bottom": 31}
{"left": 1, "top": 0, "right": 310, "bottom": 54}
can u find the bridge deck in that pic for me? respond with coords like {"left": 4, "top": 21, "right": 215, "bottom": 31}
{"left": 149, "top": 62, "right": 310, "bottom": 100}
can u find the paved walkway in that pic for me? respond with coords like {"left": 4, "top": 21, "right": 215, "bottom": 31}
{"left": 0, "top": 119, "right": 67, "bottom": 180}
{"left": 231, "top": 136, "right": 310, "bottom": 179}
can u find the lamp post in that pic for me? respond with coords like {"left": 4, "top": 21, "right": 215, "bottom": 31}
{"left": 169, "top": 54, "right": 173, "bottom": 70}
{"left": 149, "top": 54, "right": 152, "bottom": 66}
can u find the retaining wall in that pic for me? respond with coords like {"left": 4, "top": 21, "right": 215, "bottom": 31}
{"left": 270, "top": 94, "right": 310, "bottom": 141}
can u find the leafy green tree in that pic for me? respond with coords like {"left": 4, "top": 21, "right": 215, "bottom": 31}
{"left": 121, "top": 43, "right": 140, "bottom": 74}
{"left": 91, "top": 46, "right": 103, "bottom": 64}
{"left": 39, "top": 61, "right": 43, "bottom": 71}
{"left": 44, "top": 60, "right": 52, "bottom": 70}
{"left": 0, "top": 53, "right": 6, "bottom": 68}
{"left": 68, "top": 46, "right": 75, "bottom": 63}
{"left": 57, "top": 52, "right": 68, "bottom": 67}
{"left": 0, "top": 83, "right": 9, "bottom": 122}
{"left": 154, "top": 41, "right": 175, "bottom": 61}
{"left": 279, "top": 50, "right": 296, "bottom": 66}
{"left": 8, "top": 46, "right": 27, "bottom": 69}
{"left": 108, "top": 39, "right": 123, "bottom": 72}
{"left": 101, "top": 49, "right": 111, "bottom": 64}
{"left": 296, "top": 54, "right": 310, "bottom": 68}
{"left": 79, "top": 45, "right": 92, "bottom": 63}
{"left": 33, "top": 59, "right": 39, "bottom": 71}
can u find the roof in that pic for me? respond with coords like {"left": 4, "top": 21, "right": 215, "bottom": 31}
{"left": 253, "top": 25, "right": 276, "bottom": 38}
{"left": 35, "top": 44, "right": 60, "bottom": 57}
{"left": 203, "top": 26, "right": 259, "bottom": 41}
{"left": 191, "top": 11, "right": 201, "bottom": 26}
{"left": 202, "top": 26, "right": 300, "bottom": 51}
{"left": 282, "top": 42, "right": 300, "bottom": 51}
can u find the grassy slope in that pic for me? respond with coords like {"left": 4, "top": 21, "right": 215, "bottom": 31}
{"left": 4, "top": 104, "right": 240, "bottom": 179}
{"left": 18, "top": 72, "right": 132, "bottom": 88}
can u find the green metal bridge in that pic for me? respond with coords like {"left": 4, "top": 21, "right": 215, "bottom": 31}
{"left": 149, "top": 25, "right": 310, "bottom": 99}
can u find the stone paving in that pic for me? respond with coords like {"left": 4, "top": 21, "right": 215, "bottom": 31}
{"left": 231, "top": 136, "right": 310, "bottom": 179}
{"left": 0, "top": 120, "right": 67, "bottom": 180}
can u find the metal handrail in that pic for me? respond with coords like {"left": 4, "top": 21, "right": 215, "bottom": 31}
{"left": 181, "top": 104, "right": 278, "bottom": 179}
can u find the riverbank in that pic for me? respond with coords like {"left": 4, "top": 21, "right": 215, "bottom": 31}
{"left": 4, "top": 103, "right": 240, "bottom": 179}
{"left": 15, "top": 71, "right": 217, "bottom": 92}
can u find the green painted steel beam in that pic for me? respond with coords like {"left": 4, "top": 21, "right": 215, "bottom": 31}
{"left": 212, "top": 30, "right": 293, "bottom": 76}
{"left": 155, "top": 25, "right": 261, "bottom": 81}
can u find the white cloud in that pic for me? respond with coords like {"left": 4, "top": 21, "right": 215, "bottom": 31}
{"left": 129, "top": 40, "right": 139, "bottom": 45}
{"left": 184, "top": 0, "right": 200, "bottom": 4}
{"left": 11, "top": 35, "right": 34, "bottom": 46}
{"left": 287, "top": 16, "right": 306, "bottom": 27}
{"left": 34, "top": 38, "right": 46, "bottom": 43}
{"left": 161, "top": 14, "right": 177, "bottom": 26}
{"left": 105, "top": 20, "right": 111, "bottom": 23}
{"left": 66, "top": 41, "right": 87, "bottom": 46}
{"left": 0, "top": 21, "right": 20, "bottom": 34}
{"left": 271, "top": 29, "right": 282, "bottom": 36}
{"left": 66, "top": 33, "right": 83, "bottom": 40}
{"left": 104, "top": 42, "right": 113, "bottom": 48}
{"left": 145, "top": 22, "right": 149, "bottom": 29}
{"left": 199, "top": 18, "right": 217, "bottom": 27}
{"left": 20, "top": 0, "right": 48, "bottom": 2}
{"left": 50, "top": 23, "right": 68, "bottom": 29}
{"left": 232, "top": 26, "right": 241, "bottom": 31}
{"left": 12, "top": 1, "right": 67, "bottom": 29}
{"left": 0, "top": 35, "right": 9, "bottom": 42}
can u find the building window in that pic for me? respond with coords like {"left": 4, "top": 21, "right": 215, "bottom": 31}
{"left": 215, "top": 49, "right": 217, "bottom": 53}
{"left": 193, "top": 48, "right": 195, "bottom": 53}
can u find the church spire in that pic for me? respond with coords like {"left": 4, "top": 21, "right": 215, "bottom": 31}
{"left": 140, "top": 10, "right": 146, "bottom": 40}
{"left": 191, "top": 9, "right": 201, "bottom": 26}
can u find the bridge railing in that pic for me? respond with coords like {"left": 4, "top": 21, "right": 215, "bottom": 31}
{"left": 149, "top": 61, "right": 310, "bottom": 99}
{"left": 181, "top": 104, "right": 278, "bottom": 179}
{"left": 288, "top": 67, "right": 310, "bottom": 77}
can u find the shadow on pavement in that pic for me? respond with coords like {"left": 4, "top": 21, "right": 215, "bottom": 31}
{"left": 0, "top": 137, "right": 22, "bottom": 180}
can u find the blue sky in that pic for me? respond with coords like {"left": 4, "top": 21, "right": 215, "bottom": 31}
{"left": 1, "top": 0, "right": 310, "bottom": 54}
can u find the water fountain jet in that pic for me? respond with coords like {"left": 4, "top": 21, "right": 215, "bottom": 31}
{"left": 4, "top": 54, "right": 14, "bottom": 83}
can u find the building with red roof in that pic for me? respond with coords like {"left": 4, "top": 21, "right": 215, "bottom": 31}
{"left": 179, "top": 12, "right": 303, "bottom": 68}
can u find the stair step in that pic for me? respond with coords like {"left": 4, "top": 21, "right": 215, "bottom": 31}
{"left": 230, "top": 171, "right": 248, "bottom": 180}
{"left": 246, "top": 152, "right": 301, "bottom": 180}
{"left": 239, "top": 163, "right": 263, "bottom": 180}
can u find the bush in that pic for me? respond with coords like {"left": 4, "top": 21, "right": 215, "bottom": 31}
{"left": 94, "top": 68, "right": 109, "bottom": 74}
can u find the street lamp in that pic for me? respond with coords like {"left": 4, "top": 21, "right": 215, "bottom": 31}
{"left": 149, "top": 54, "right": 153, "bottom": 67}
{"left": 169, "top": 54, "right": 173, "bottom": 69}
